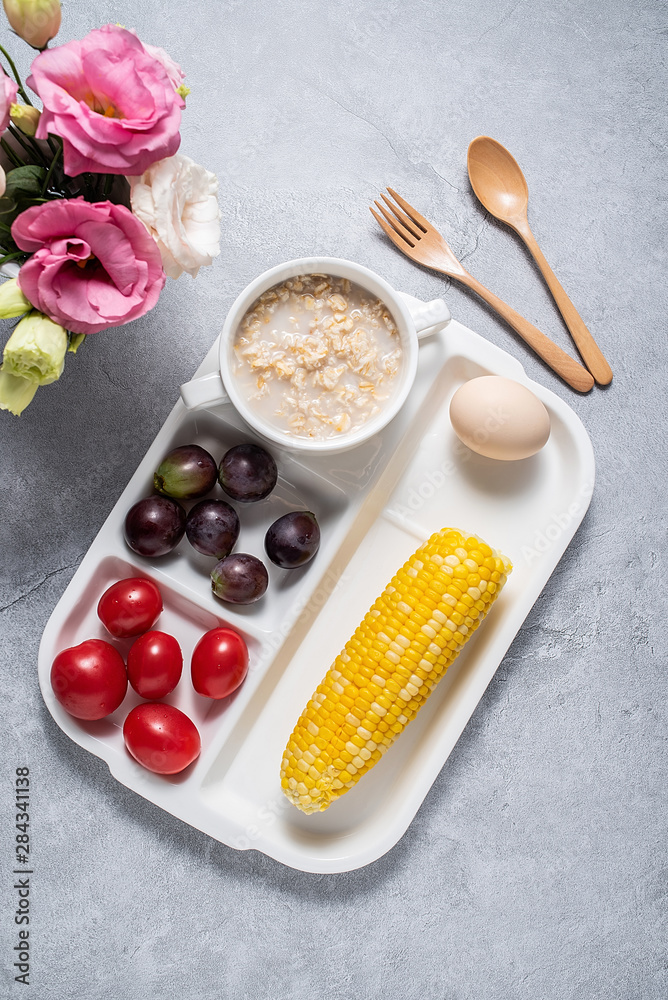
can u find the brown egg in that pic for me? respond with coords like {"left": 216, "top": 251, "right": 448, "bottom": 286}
{"left": 449, "top": 375, "right": 550, "bottom": 460}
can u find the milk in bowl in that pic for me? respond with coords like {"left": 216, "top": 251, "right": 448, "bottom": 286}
{"left": 232, "top": 274, "right": 403, "bottom": 441}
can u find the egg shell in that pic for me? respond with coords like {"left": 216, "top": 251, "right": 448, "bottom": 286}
{"left": 449, "top": 375, "right": 550, "bottom": 461}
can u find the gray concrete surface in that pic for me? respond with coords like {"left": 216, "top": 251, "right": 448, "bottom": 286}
{"left": 1, "top": 0, "right": 666, "bottom": 997}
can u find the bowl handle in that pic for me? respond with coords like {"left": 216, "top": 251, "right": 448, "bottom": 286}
{"left": 397, "top": 292, "right": 451, "bottom": 341}
{"left": 180, "top": 371, "right": 230, "bottom": 410}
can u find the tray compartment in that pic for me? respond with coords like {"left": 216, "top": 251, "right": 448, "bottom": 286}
{"left": 105, "top": 408, "right": 350, "bottom": 635}
{"left": 41, "top": 554, "right": 264, "bottom": 758}
{"left": 196, "top": 467, "right": 516, "bottom": 855}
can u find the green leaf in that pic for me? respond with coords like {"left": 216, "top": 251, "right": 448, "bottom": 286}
{"left": 4, "top": 165, "right": 47, "bottom": 201}
{"left": 0, "top": 197, "right": 18, "bottom": 229}
{"left": 0, "top": 167, "right": 51, "bottom": 231}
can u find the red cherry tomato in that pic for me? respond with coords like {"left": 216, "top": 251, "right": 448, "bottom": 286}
{"left": 191, "top": 627, "right": 249, "bottom": 699}
{"left": 123, "top": 703, "right": 201, "bottom": 774}
{"left": 51, "top": 639, "right": 128, "bottom": 720}
{"left": 97, "top": 577, "right": 163, "bottom": 638}
{"left": 127, "top": 631, "right": 183, "bottom": 699}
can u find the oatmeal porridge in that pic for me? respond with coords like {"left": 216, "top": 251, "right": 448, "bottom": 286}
{"left": 232, "top": 274, "right": 403, "bottom": 440}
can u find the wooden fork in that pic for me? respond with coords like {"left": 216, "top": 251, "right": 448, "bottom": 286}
{"left": 371, "top": 188, "right": 594, "bottom": 393}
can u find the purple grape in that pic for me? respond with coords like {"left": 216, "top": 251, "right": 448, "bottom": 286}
{"left": 265, "top": 511, "right": 320, "bottom": 568}
{"left": 211, "top": 553, "right": 269, "bottom": 604}
{"left": 124, "top": 496, "right": 186, "bottom": 557}
{"left": 154, "top": 444, "right": 217, "bottom": 500}
{"left": 186, "top": 500, "right": 240, "bottom": 558}
{"left": 218, "top": 443, "right": 277, "bottom": 503}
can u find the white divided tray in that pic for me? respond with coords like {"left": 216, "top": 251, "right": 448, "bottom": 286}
{"left": 38, "top": 320, "right": 595, "bottom": 873}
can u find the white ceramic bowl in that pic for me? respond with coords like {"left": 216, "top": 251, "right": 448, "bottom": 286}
{"left": 180, "top": 256, "right": 451, "bottom": 454}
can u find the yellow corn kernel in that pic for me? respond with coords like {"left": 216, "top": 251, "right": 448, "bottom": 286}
{"left": 280, "top": 527, "right": 511, "bottom": 814}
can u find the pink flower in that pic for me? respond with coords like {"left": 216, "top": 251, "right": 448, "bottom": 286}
{"left": 28, "top": 24, "right": 182, "bottom": 176}
{"left": 13, "top": 198, "right": 166, "bottom": 335}
{"left": 0, "top": 70, "right": 19, "bottom": 132}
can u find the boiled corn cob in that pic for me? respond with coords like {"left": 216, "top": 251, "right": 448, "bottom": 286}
{"left": 280, "top": 527, "right": 511, "bottom": 813}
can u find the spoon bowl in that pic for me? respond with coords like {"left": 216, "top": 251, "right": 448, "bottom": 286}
{"left": 467, "top": 135, "right": 612, "bottom": 385}
{"left": 468, "top": 137, "right": 529, "bottom": 224}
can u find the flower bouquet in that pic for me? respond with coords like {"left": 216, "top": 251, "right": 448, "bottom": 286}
{"left": 0, "top": 0, "right": 220, "bottom": 415}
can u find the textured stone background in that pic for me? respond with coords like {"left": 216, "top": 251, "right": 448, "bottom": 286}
{"left": 1, "top": 1, "right": 666, "bottom": 997}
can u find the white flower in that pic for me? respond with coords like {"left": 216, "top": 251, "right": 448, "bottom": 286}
{"left": 129, "top": 154, "right": 220, "bottom": 279}
{"left": 0, "top": 163, "right": 5, "bottom": 198}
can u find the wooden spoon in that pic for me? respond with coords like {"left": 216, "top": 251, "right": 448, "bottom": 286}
{"left": 467, "top": 136, "right": 612, "bottom": 385}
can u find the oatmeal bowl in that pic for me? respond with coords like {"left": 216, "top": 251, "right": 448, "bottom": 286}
{"left": 180, "top": 257, "right": 451, "bottom": 454}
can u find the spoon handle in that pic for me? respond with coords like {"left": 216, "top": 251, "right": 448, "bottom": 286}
{"left": 459, "top": 271, "right": 595, "bottom": 393}
{"left": 517, "top": 225, "right": 613, "bottom": 385}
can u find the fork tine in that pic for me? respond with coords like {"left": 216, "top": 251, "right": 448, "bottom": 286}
{"left": 386, "top": 187, "right": 430, "bottom": 233}
{"left": 372, "top": 201, "right": 417, "bottom": 247}
{"left": 369, "top": 205, "right": 416, "bottom": 250}
{"left": 379, "top": 193, "right": 422, "bottom": 240}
